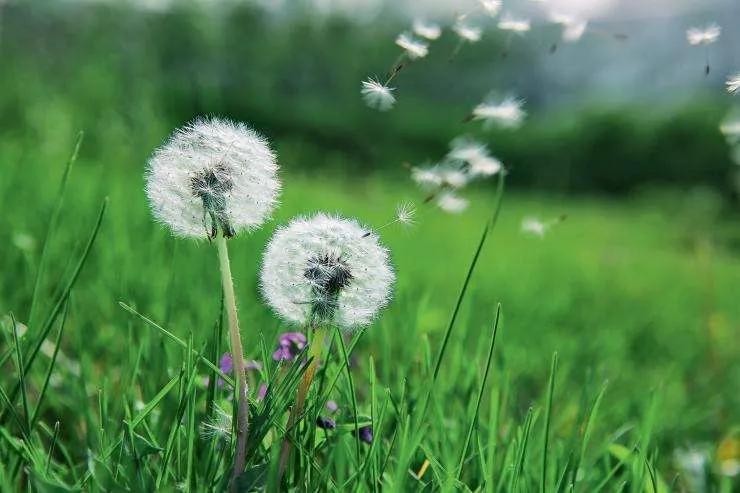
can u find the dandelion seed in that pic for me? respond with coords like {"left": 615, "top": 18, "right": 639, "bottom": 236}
{"left": 436, "top": 192, "right": 469, "bottom": 214}
{"left": 471, "top": 96, "right": 526, "bottom": 129}
{"left": 498, "top": 15, "right": 531, "bottom": 34}
{"left": 551, "top": 13, "right": 588, "bottom": 42}
{"left": 411, "top": 166, "right": 444, "bottom": 190}
{"left": 686, "top": 23, "right": 721, "bottom": 46}
{"left": 412, "top": 19, "right": 441, "bottom": 40}
{"left": 521, "top": 217, "right": 547, "bottom": 238}
{"left": 453, "top": 19, "right": 483, "bottom": 43}
{"left": 360, "top": 78, "right": 396, "bottom": 111}
{"left": 719, "top": 116, "right": 740, "bottom": 144}
{"left": 200, "top": 405, "right": 232, "bottom": 441}
{"left": 395, "top": 33, "right": 429, "bottom": 60}
{"left": 260, "top": 213, "right": 395, "bottom": 329}
{"left": 727, "top": 73, "right": 740, "bottom": 95}
{"left": 395, "top": 202, "right": 416, "bottom": 226}
{"left": 448, "top": 139, "right": 503, "bottom": 178}
{"left": 145, "top": 117, "right": 280, "bottom": 239}
{"left": 480, "top": 0, "right": 502, "bottom": 17}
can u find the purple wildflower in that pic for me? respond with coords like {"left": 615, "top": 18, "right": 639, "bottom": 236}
{"left": 326, "top": 400, "right": 339, "bottom": 413}
{"left": 272, "top": 331, "right": 307, "bottom": 361}
{"left": 215, "top": 353, "right": 234, "bottom": 388}
{"left": 316, "top": 416, "right": 336, "bottom": 430}
{"left": 257, "top": 383, "right": 268, "bottom": 401}
{"left": 358, "top": 426, "right": 373, "bottom": 444}
{"left": 245, "top": 359, "right": 262, "bottom": 371}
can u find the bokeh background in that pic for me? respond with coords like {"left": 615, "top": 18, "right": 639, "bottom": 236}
{"left": 1, "top": 0, "right": 740, "bottom": 488}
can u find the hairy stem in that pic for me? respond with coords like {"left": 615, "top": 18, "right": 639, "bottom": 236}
{"left": 278, "top": 326, "right": 329, "bottom": 482}
{"left": 215, "top": 235, "right": 249, "bottom": 485}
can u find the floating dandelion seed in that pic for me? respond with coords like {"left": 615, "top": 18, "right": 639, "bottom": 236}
{"left": 551, "top": 13, "right": 588, "bottom": 43}
{"left": 521, "top": 217, "right": 547, "bottom": 238}
{"left": 260, "top": 213, "right": 395, "bottom": 330}
{"left": 411, "top": 166, "right": 444, "bottom": 190}
{"left": 686, "top": 23, "right": 721, "bottom": 46}
{"left": 413, "top": 19, "right": 441, "bottom": 40}
{"left": 145, "top": 117, "right": 280, "bottom": 240}
{"left": 498, "top": 15, "right": 531, "bottom": 34}
{"left": 436, "top": 192, "right": 469, "bottom": 214}
{"left": 480, "top": 0, "right": 502, "bottom": 17}
{"left": 200, "top": 405, "right": 232, "bottom": 441}
{"left": 395, "top": 201, "right": 416, "bottom": 226}
{"left": 395, "top": 32, "right": 429, "bottom": 60}
{"left": 360, "top": 78, "right": 396, "bottom": 111}
{"left": 727, "top": 73, "right": 740, "bottom": 95}
{"left": 453, "top": 19, "right": 483, "bottom": 43}
{"left": 470, "top": 96, "right": 526, "bottom": 129}
{"left": 448, "top": 139, "right": 503, "bottom": 178}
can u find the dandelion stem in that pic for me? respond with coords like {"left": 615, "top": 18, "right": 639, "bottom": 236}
{"left": 215, "top": 234, "right": 249, "bottom": 485}
{"left": 278, "top": 326, "right": 329, "bottom": 481}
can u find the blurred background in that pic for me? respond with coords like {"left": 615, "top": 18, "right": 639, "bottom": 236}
{"left": 2, "top": 0, "right": 740, "bottom": 482}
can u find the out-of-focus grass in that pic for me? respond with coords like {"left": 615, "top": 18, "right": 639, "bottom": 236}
{"left": 1, "top": 139, "right": 739, "bottom": 489}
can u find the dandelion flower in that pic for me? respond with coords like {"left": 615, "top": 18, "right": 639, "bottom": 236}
{"left": 413, "top": 19, "right": 441, "bottom": 40}
{"left": 480, "top": 0, "right": 502, "bottom": 17}
{"left": 361, "top": 78, "right": 396, "bottom": 111}
{"left": 471, "top": 96, "right": 526, "bottom": 129}
{"left": 436, "top": 192, "right": 469, "bottom": 214}
{"left": 498, "top": 15, "right": 531, "bottom": 34}
{"left": 260, "top": 213, "right": 395, "bottom": 329}
{"left": 686, "top": 23, "right": 721, "bottom": 45}
{"left": 727, "top": 73, "right": 740, "bottom": 95}
{"left": 453, "top": 19, "right": 483, "bottom": 43}
{"left": 145, "top": 117, "right": 280, "bottom": 239}
{"left": 395, "top": 32, "right": 429, "bottom": 60}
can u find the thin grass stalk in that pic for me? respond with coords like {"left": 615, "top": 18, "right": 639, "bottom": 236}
{"left": 215, "top": 235, "right": 249, "bottom": 484}
{"left": 278, "top": 326, "right": 329, "bottom": 481}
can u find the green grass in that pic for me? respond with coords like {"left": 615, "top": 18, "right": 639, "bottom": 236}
{"left": 1, "top": 139, "right": 739, "bottom": 491}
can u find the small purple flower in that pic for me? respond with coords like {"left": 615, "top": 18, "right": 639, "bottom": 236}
{"left": 272, "top": 331, "right": 308, "bottom": 361}
{"left": 358, "top": 426, "right": 373, "bottom": 444}
{"left": 326, "top": 400, "right": 339, "bottom": 413}
{"left": 316, "top": 416, "right": 336, "bottom": 430}
{"left": 219, "top": 353, "right": 233, "bottom": 373}
{"left": 257, "top": 383, "right": 268, "bottom": 401}
{"left": 245, "top": 359, "right": 262, "bottom": 371}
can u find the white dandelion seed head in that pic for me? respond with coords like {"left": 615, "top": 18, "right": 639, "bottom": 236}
{"left": 395, "top": 32, "right": 429, "bottom": 60}
{"left": 480, "top": 0, "right": 502, "bottom": 17}
{"left": 436, "top": 192, "right": 469, "bottom": 214}
{"left": 453, "top": 18, "right": 483, "bottom": 43}
{"left": 521, "top": 217, "right": 547, "bottom": 238}
{"left": 360, "top": 78, "right": 396, "bottom": 111}
{"left": 145, "top": 117, "right": 280, "bottom": 239}
{"left": 412, "top": 19, "right": 442, "bottom": 40}
{"left": 260, "top": 213, "right": 395, "bottom": 330}
{"left": 472, "top": 96, "right": 526, "bottom": 129}
{"left": 395, "top": 201, "right": 416, "bottom": 226}
{"left": 686, "top": 23, "right": 721, "bottom": 46}
{"left": 726, "top": 74, "right": 740, "bottom": 95}
{"left": 200, "top": 405, "right": 232, "bottom": 441}
{"left": 498, "top": 15, "right": 531, "bottom": 34}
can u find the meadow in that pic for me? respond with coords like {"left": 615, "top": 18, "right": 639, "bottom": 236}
{"left": 1, "top": 1, "right": 740, "bottom": 492}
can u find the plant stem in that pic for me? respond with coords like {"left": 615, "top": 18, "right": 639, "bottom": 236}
{"left": 278, "top": 326, "right": 329, "bottom": 481}
{"left": 215, "top": 235, "right": 249, "bottom": 484}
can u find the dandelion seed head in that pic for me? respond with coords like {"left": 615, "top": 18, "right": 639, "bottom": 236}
{"left": 260, "top": 213, "right": 395, "bottom": 330}
{"left": 145, "top": 117, "right": 280, "bottom": 239}
{"left": 480, "top": 0, "right": 502, "bottom": 17}
{"left": 361, "top": 78, "right": 396, "bottom": 111}
{"left": 472, "top": 97, "right": 526, "bottom": 129}
{"left": 453, "top": 19, "right": 483, "bottom": 43}
{"left": 498, "top": 15, "right": 531, "bottom": 34}
{"left": 686, "top": 23, "right": 721, "bottom": 46}
{"left": 727, "top": 73, "right": 740, "bottom": 95}
{"left": 395, "top": 32, "right": 429, "bottom": 59}
{"left": 412, "top": 19, "right": 441, "bottom": 40}
{"left": 436, "top": 192, "right": 469, "bottom": 214}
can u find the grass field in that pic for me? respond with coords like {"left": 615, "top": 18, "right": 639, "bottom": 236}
{"left": 1, "top": 136, "right": 739, "bottom": 491}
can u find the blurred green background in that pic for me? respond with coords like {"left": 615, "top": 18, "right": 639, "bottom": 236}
{"left": 1, "top": 0, "right": 740, "bottom": 489}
